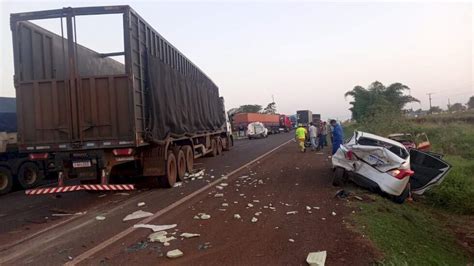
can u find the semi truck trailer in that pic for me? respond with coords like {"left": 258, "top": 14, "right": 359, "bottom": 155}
{"left": 10, "top": 5, "right": 233, "bottom": 195}
{"left": 232, "top": 113, "right": 281, "bottom": 134}
{"left": 296, "top": 110, "right": 312, "bottom": 125}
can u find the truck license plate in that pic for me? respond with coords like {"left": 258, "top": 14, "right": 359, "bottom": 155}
{"left": 73, "top": 161, "right": 92, "bottom": 168}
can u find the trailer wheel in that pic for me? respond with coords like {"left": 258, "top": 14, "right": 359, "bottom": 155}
{"left": 216, "top": 138, "right": 223, "bottom": 155}
{"left": 222, "top": 136, "right": 232, "bottom": 151}
{"left": 0, "top": 167, "right": 13, "bottom": 195}
{"left": 159, "top": 153, "right": 177, "bottom": 188}
{"left": 182, "top": 145, "right": 194, "bottom": 172}
{"left": 210, "top": 139, "right": 218, "bottom": 157}
{"left": 17, "top": 162, "right": 43, "bottom": 189}
{"left": 176, "top": 149, "right": 186, "bottom": 180}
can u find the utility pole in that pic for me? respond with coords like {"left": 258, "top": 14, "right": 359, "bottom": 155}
{"left": 448, "top": 98, "right": 451, "bottom": 111}
{"left": 427, "top": 93, "right": 434, "bottom": 112}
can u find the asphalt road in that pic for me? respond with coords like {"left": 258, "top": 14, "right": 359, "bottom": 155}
{"left": 0, "top": 132, "right": 293, "bottom": 265}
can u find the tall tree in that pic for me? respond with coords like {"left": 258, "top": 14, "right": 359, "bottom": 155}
{"left": 448, "top": 103, "right": 466, "bottom": 112}
{"left": 344, "top": 81, "right": 419, "bottom": 121}
{"left": 467, "top": 96, "right": 474, "bottom": 110}
{"left": 236, "top": 104, "right": 262, "bottom": 113}
{"left": 263, "top": 102, "right": 277, "bottom": 114}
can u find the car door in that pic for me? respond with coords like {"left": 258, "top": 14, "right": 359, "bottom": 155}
{"left": 409, "top": 149, "right": 451, "bottom": 195}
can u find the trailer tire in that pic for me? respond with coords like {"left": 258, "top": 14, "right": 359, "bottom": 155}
{"left": 0, "top": 167, "right": 13, "bottom": 195}
{"left": 176, "top": 149, "right": 186, "bottom": 180}
{"left": 159, "top": 153, "right": 177, "bottom": 188}
{"left": 332, "top": 167, "right": 347, "bottom": 187}
{"left": 17, "top": 162, "right": 43, "bottom": 189}
{"left": 223, "top": 136, "right": 232, "bottom": 151}
{"left": 216, "top": 138, "right": 223, "bottom": 155}
{"left": 182, "top": 145, "right": 193, "bottom": 172}
{"left": 210, "top": 139, "right": 218, "bottom": 157}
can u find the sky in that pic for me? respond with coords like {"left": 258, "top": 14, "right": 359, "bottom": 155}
{"left": 0, "top": 0, "right": 472, "bottom": 120}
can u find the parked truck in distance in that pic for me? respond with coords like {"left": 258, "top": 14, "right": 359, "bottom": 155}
{"left": 232, "top": 113, "right": 281, "bottom": 134}
{"left": 297, "top": 110, "right": 313, "bottom": 125}
{"left": 11, "top": 6, "right": 233, "bottom": 195}
{"left": 279, "top": 115, "right": 292, "bottom": 132}
{"left": 312, "top": 114, "right": 321, "bottom": 125}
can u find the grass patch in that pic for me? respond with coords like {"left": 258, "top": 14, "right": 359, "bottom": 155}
{"left": 354, "top": 197, "right": 471, "bottom": 265}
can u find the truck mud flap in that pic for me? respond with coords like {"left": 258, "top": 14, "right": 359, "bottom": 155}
{"left": 25, "top": 184, "right": 135, "bottom": 195}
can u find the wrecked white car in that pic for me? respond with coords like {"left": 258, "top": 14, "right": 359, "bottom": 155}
{"left": 331, "top": 131, "right": 451, "bottom": 203}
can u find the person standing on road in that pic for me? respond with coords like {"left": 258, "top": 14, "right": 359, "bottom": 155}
{"left": 319, "top": 121, "right": 328, "bottom": 148}
{"left": 330, "top": 119, "right": 344, "bottom": 155}
{"left": 295, "top": 124, "right": 307, "bottom": 152}
{"left": 308, "top": 122, "right": 318, "bottom": 151}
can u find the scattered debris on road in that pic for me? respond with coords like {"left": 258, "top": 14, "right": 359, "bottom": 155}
{"left": 173, "top": 182, "right": 183, "bottom": 187}
{"left": 286, "top": 211, "right": 298, "bottom": 215}
{"left": 234, "top": 214, "right": 241, "bottom": 219}
{"left": 194, "top": 213, "right": 211, "bottom": 220}
{"left": 123, "top": 210, "right": 153, "bottom": 221}
{"left": 148, "top": 231, "right": 168, "bottom": 242}
{"left": 331, "top": 212, "right": 337, "bottom": 216}
{"left": 288, "top": 238, "right": 295, "bottom": 243}
{"left": 251, "top": 217, "right": 258, "bottom": 223}
{"left": 133, "top": 224, "right": 177, "bottom": 232}
{"left": 95, "top": 215, "right": 106, "bottom": 221}
{"left": 166, "top": 249, "right": 183, "bottom": 259}
{"left": 306, "top": 251, "right": 327, "bottom": 266}
{"left": 137, "top": 202, "right": 146, "bottom": 207}
{"left": 214, "top": 193, "right": 224, "bottom": 198}
{"left": 180, "top": 232, "right": 200, "bottom": 238}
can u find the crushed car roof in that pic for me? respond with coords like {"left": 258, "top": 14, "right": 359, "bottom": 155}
{"left": 357, "top": 131, "right": 407, "bottom": 149}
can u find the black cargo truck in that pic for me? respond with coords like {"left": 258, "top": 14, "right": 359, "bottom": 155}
{"left": 10, "top": 6, "right": 232, "bottom": 194}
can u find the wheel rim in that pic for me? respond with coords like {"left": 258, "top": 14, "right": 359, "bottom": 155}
{"left": 23, "top": 168, "right": 37, "bottom": 185}
{"left": 0, "top": 173, "right": 7, "bottom": 190}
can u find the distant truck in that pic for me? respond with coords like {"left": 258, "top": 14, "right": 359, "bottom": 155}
{"left": 10, "top": 6, "right": 233, "bottom": 195}
{"left": 279, "top": 115, "right": 292, "bottom": 132}
{"left": 312, "top": 114, "right": 321, "bottom": 125}
{"left": 232, "top": 113, "right": 281, "bottom": 134}
{"left": 297, "top": 110, "right": 313, "bottom": 125}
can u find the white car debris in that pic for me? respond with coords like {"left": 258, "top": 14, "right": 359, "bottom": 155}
{"left": 194, "top": 213, "right": 211, "bottom": 220}
{"left": 148, "top": 231, "right": 168, "bottom": 242}
{"left": 251, "top": 217, "right": 258, "bottom": 223}
{"left": 180, "top": 232, "right": 200, "bottom": 238}
{"left": 123, "top": 210, "right": 153, "bottom": 221}
{"left": 166, "top": 249, "right": 184, "bottom": 259}
{"left": 137, "top": 202, "right": 146, "bottom": 207}
{"left": 332, "top": 131, "right": 451, "bottom": 203}
{"left": 95, "top": 215, "right": 106, "bottom": 221}
{"left": 286, "top": 211, "right": 298, "bottom": 215}
{"left": 134, "top": 224, "right": 177, "bottom": 232}
{"left": 214, "top": 193, "right": 224, "bottom": 198}
{"left": 234, "top": 214, "right": 241, "bottom": 219}
{"left": 306, "top": 251, "right": 327, "bottom": 266}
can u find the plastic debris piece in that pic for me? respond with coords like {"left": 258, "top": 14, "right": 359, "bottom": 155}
{"left": 200, "top": 214, "right": 211, "bottom": 220}
{"left": 133, "top": 224, "right": 177, "bottom": 232}
{"left": 148, "top": 231, "right": 168, "bottom": 242}
{"left": 216, "top": 186, "right": 224, "bottom": 190}
{"left": 321, "top": 217, "right": 326, "bottom": 221}
{"left": 193, "top": 215, "right": 200, "bottom": 220}
{"left": 331, "top": 212, "right": 337, "bottom": 216}
{"left": 123, "top": 210, "right": 153, "bottom": 221}
{"left": 306, "top": 206, "right": 312, "bottom": 211}
{"left": 234, "top": 214, "right": 241, "bottom": 219}
{"left": 95, "top": 215, "right": 106, "bottom": 221}
{"left": 222, "top": 203, "right": 229, "bottom": 207}
{"left": 247, "top": 203, "right": 254, "bottom": 208}
{"left": 286, "top": 211, "right": 298, "bottom": 215}
{"left": 173, "top": 182, "right": 183, "bottom": 187}
{"left": 251, "top": 217, "right": 258, "bottom": 223}
{"left": 306, "top": 251, "right": 327, "bottom": 266}
{"left": 160, "top": 236, "right": 176, "bottom": 243}
{"left": 180, "top": 233, "right": 200, "bottom": 238}
{"left": 220, "top": 183, "right": 228, "bottom": 187}
{"left": 354, "top": 196, "right": 363, "bottom": 201}
{"left": 254, "top": 212, "right": 262, "bottom": 216}
{"left": 263, "top": 206, "right": 269, "bottom": 209}
{"left": 166, "top": 249, "right": 183, "bottom": 259}
{"left": 163, "top": 242, "right": 170, "bottom": 246}
{"left": 214, "top": 193, "right": 224, "bottom": 198}
{"left": 313, "top": 207, "right": 320, "bottom": 210}
{"left": 137, "top": 202, "right": 146, "bottom": 207}
{"left": 252, "top": 200, "right": 260, "bottom": 203}
{"left": 289, "top": 238, "right": 295, "bottom": 243}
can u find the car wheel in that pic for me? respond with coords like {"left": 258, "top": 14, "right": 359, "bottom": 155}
{"left": 392, "top": 185, "right": 409, "bottom": 204}
{"left": 332, "top": 167, "right": 347, "bottom": 186}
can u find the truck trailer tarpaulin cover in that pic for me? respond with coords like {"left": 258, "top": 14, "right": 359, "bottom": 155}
{"left": 146, "top": 54, "right": 225, "bottom": 140}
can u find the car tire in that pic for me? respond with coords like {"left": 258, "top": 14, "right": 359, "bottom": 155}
{"left": 392, "top": 185, "right": 409, "bottom": 204}
{"left": 0, "top": 167, "right": 13, "bottom": 195}
{"left": 332, "top": 167, "right": 347, "bottom": 186}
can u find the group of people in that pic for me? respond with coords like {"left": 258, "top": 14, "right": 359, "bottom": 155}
{"left": 295, "top": 120, "right": 344, "bottom": 155}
